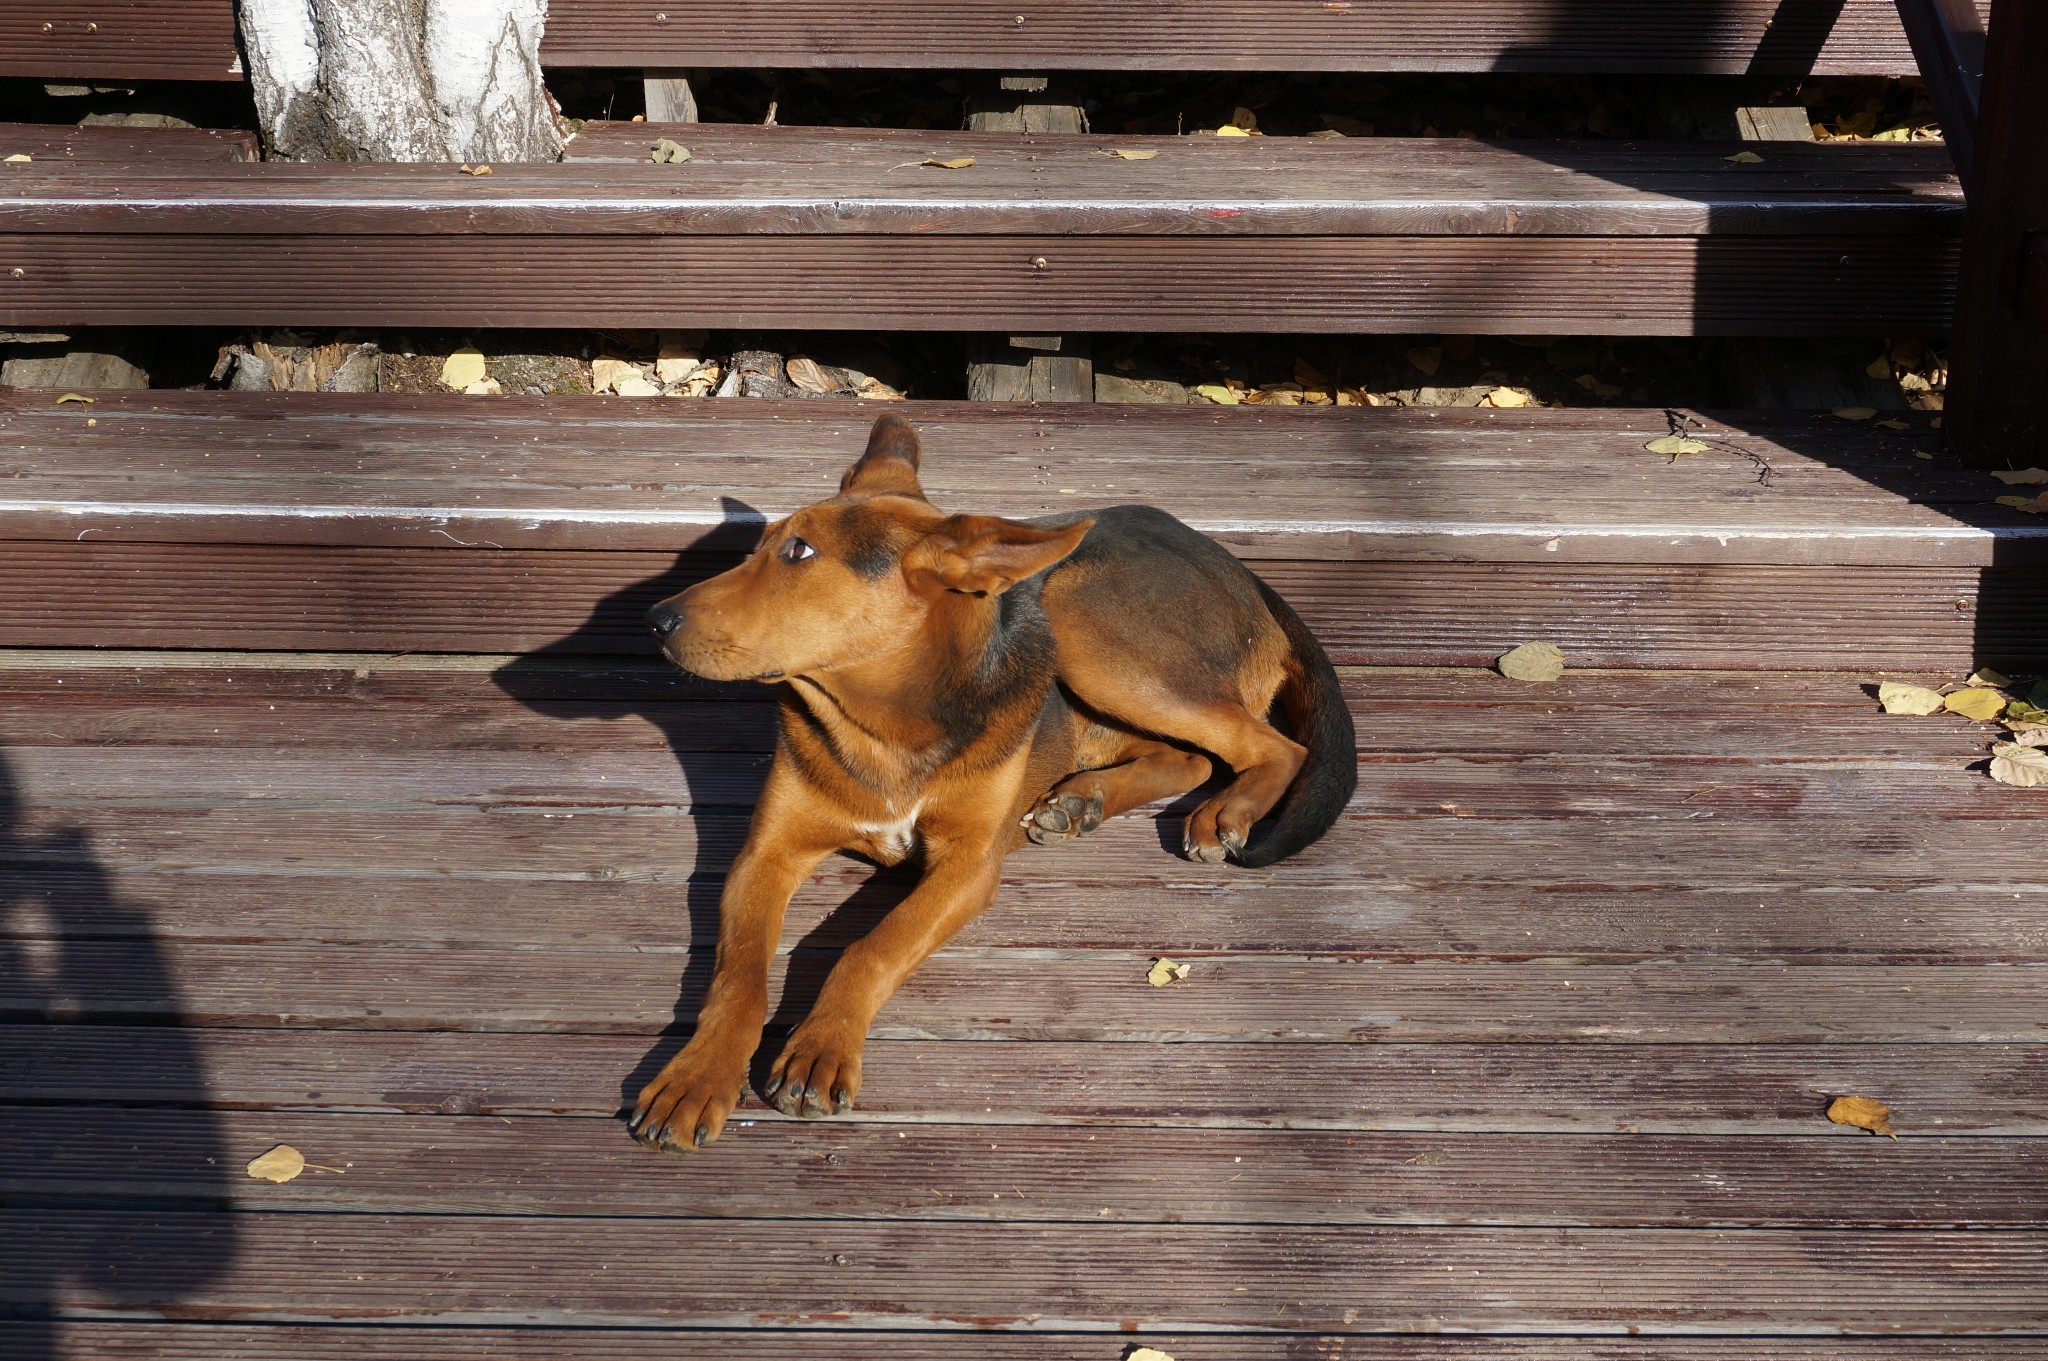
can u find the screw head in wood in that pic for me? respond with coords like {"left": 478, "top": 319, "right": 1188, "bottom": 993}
{"left": 8, "top": 268, "right": 23, "bottom": 278}
{"left": 1030, "top": 256, "right": 1049, "bottom": 270}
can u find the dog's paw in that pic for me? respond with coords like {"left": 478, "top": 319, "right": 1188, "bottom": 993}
{"left": 1024, "top": 786, "right": 1106, "bottom": 846}
{"left": 766, "top": 1020, "right": 866, "bottom": 1119}
{"left": 1181, "top": 797, "right": 1249, "bottom": 865}
{"left": 629, "top": 1038, "right": 751, "bottom": 1152}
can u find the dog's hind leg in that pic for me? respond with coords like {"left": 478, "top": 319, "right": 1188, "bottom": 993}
{"left": 1024, "top": 733, "right": 1212, "bottom": 845}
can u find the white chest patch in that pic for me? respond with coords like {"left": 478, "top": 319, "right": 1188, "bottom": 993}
{"left": 855, "top": 807, "right": 922, "bottom": 863}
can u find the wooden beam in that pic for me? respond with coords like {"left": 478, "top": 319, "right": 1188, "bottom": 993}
{"left": 1891, "top": 0, "right": 1986, "bottom": 182}
{"left": 1942, "top": 0, "right": 2048, "bottom": 468}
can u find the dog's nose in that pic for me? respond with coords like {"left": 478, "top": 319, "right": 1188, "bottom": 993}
{"left": 646, "top": 601, "right": 684, "bottom": 638}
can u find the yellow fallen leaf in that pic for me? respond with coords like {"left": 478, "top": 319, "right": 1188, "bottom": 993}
{"left": 1484, "top": 386, "right": 1530, "bottom": 408}
{"left": 1833, "top": 406, "right": 1876, "bottom": 421}
{"left": 923, "top": 156, "right": 976, "bottom": 169}
{"left": 1643, "top": 434, "right": 1709, "bottom": 456}
{"left": 1215, "top": 125, "right": 1252, "bottom": 137}
{"left": 1147, "top": 957, "right": 1190, "bottom": 987}
{"left": 650, "top": 138, "right": 691, "bottom": 164}
{"left": 247, "top": 1144, "right": 307, "bottom": 1182}
{"left": 1406, "top": 345, "right": 1442, "bottom": 377}
{"left": 458, "top": 163, "right": 492, "bottom": 176}
{"left": 1826, "top": 1095, "right": 1896, "bottom": 1138}
{"left": 439, "top": 349, "right": 486, "bottom": 389}
{"left": 1912, "top": 450, "right": 1934, "bottom": 459}
{"left": 3, "top": 153, "right": 30, "bottom": 164}
{"left": 613, "top": 375, "right": 662, "bottom": 398}
{"left": 1990, "top": 742, "right": 2048, "bottom": 788}
{"left": 590, "top": 357, "right": 639, "bottom": 394}
{"left": 1497, "top": 641, "right": 1564, "bottom": 684}
{"left": 1724, "top": 150, "right": 1764, "bottom": 164}
{"left": 1969, "top": 668, "right": 2013, "bottom": 688}
{"left": 461, "top": 377, "right": 502, "bottom": 396}
{"left": 1876, "top": 680, "right": 1944, "bottom": 716}
{"left": 1989, "top": 468, "right": 2048, "bottom": 485}
{"left": 1874, "top": 419, "right": 1910, "bottom": 430}
{"left": 1104, "top": 148, "right": 1159, "bottom": 160}
{"left": 1996, "top": 492, "right": 2048, "bottom": 514}
{"left": 55, "top": 392, "right": 94, "bottom": 405}
{"left": 1865, "top": 356, "right": 1892, "bottom": 379}
{"left": 1126, "top": 1350, "right": 1177, "bottom": 1361}
{"left": 1944, "top": 687, "right": 2007, "bottom": 722}
{"left": 1194, "top": 383, "right": 1239, "bottom": 405}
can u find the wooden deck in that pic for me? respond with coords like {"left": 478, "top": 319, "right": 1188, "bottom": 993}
{"left": 2, "top": 644, "right": 2045, "bottom": 1354}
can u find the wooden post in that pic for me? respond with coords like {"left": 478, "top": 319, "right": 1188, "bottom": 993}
{"left": 965, "top": 76, "right": 1093, "bottom": 402}
{"left": 644, "top": 71, "right": 699, "bottom": 123}
{"left": 1943, "top": 0, "right": 2048, "bottom": 468}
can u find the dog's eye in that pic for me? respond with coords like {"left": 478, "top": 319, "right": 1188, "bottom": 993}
{"left": 779, "top": 536, "right": 816, "bottom": 564}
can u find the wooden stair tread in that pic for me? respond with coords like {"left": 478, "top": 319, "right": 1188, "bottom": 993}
{"left": 0, "top": 392, "right": 2023, "bottom": 565}
{"left": 0, "top": 122, "right": 258, "bottom": 163}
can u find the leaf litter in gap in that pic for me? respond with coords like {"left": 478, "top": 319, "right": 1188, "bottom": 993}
{"left": 1876, "top": 680, "right": 1944, "bottom": 716}
{"left": 439, "top": 349, "right": 487, "bottom": 390}
{"left": 650, "top": 139, "right": 691, "bottom": 164}
{"left": 1147, "top": 957, "right": 1190, "bottom": 987}
{"left": 1826, "top": 1095, "right": 1896, "bottom": 1139}
{"left": 1943, "top": 687, "right": 2008, "bottom": 722}
{"left": 1644, "top": 434, "right": 1709, "bottom": 456}
{"left": 1497, "top": 641, "right": 1565, "bottom": 684}
{"left": 1989, "top": 743, "right": 2048, "bottom": 788}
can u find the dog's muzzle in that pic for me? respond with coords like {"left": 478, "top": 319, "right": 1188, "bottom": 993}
{"left": 645, "top": 601, "right": 684, "bottom": 639}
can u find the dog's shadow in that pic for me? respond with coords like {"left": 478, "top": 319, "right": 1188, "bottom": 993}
{"left": 489, "top": 497, "right": 934, "bottom": 1120}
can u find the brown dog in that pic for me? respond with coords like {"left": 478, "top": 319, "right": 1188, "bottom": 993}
{"left": 630, "top": 413, "right": 1354, "bottom": 1150}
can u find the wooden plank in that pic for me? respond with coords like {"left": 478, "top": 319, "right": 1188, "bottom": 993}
{"left": 8, "top": 1027, "right": 2043, "bottom": 1133}
{"left": 0, "top": 541, "right": 2037, "bottom": 670}
{"left": 14, "top": 1325, "right": 2043, "bottom": 1361}
{"left": 0, "top": 230, "right": 1957, "bottom": 335}
{"left": 1890, "top": 0, "right": 1986, "bottom": 182}
{"left": 7, "top": 1207, "right": 2046, "bottom": 1332}
{"left": 8, "top": 1106, "right": 2044, "bottom": 1227}
{"left": 540, "top": 0, "right": 1936, "bottom": 74}
{"left": 6, "top": 938, "right": 2044, "bottom": 1042}
{"left": 1941, "top": 0, "right": 2048, "bottom": 468}
{"left": 0, "top": 1, "right": 240, "bottom": 81}
{"left": 0, "top": 123, "right": 257, "bottom": 163}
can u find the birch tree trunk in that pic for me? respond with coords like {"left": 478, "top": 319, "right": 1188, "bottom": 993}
{"left": 238, "top": 0, "right": 565, "bottom": 162}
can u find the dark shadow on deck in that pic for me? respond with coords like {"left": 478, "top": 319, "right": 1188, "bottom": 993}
{"left": 0, "top": 741, "right": 236, "bottom": 1358}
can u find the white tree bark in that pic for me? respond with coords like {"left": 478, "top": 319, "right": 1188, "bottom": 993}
{"left": 239, "top": 0, "right": 565, "bottom": 162}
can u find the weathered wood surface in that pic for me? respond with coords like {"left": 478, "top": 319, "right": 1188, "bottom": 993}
{"left": 8, "top": 1026, "right": 2044, "bottom": 1133}
{"left": 8, "top": 1106, "right": 2042, "bottom": 1227}
{"left": 7, "top": 1208, "right": 2047, "bottom": 1332}
{"left": 540, "top": 0, "right": 1943, "bottom": 73}
{"left": 0, "top": 122, "right": 257, "bottom": 163}
{"left": 11, "top": 1327, "right": 2041, "bottom": 1361}
{"left": 2, "top": 393, "right": 2016, "bottom": 565}
{"left": 0, "top": 1, "right": 240, "bottom": 82}
{"left": 0, "top": 229, "right": 1957, "bottom": 334}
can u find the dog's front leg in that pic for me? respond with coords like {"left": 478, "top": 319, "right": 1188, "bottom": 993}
{"left": 631, "top": 803, "right": 834, "bottom": 1151}
{"left": 766, "top": 836, "right": 1005, "bottom": 1118}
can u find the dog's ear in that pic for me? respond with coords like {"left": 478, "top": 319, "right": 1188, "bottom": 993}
{"left": 840, "top": 413, "right": 926, "bottom": 498}
{"left": 913, "top": 515, "right": 1092, "bottom": 596}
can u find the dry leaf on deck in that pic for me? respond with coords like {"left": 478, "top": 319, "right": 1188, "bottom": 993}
{"left": 1643, "top": 434, "right": 1709, "bottom": 456}
{"left": 1194, "top": 383, "right": 1239, "bottom": 406}
{"left": 458, "top": 163, "right": 492, "bottom": 176}
{"left": 461, "top": 377, "right": 502, "bottom": 396}
{"left": 1497, "top": 641, "right": 1565, "bottom": 684}
{"left": 1147, "top": 957, "right": 1191, "bottom": 987}
{"left": 1724, "top": 150, "right": 1765, "bottom": 164}
{"left": 1876, "top": 680, "right": 1944, "bottom": 716}
{"left": 439, "top": 349, "right": 487, "bottom": 390}
{"left": 1484, "top": 387, "right": 1531, "bottom": 408}
{"left": 1826, "top": 1095, "right": 1896, "bottom": 1138}
{"left": 1991, "top": 468, "right": 2048, "bottom": 485}
{"left": 613, "top": 375, "right": 662, "bottom": 398}
{"left": 650, "top": 139, "right": 691, "bottom": 164}
{"left": 1215, "top": 125, "right": 1252, "bottom": 137}
{"left": 1989, "top": 743, "right": 2048, "bottom": 788}
{"left": 1943, "top": 687, "right": 2008, "bottom": 722}
{"left": 1833, "top": 406, "right": 1876, "bottom": 421}
{"left": 1996, "top": 492, "right": 2048, "bottom": 514}
{"left": 922, "top": 156, "right": 976, "bottom": 169}
{"left": 1969, "top": 668, "right": 2014, "bottom": 688}
{"left": 2004, "top": 726, "right": 2048, "bottom": 746}
{"left": 55, "top": 392, "right": 94, "bottom": 405}
{"left": 590, "top": 357, "right": 638, "bottom": 394}
{"left": 1102, "top": 148, "right": 1159, "bottom": 160}
{"left": 1125, "top": 1349, "right": 1178, "bottom": 1361}
{"left": 3, "top": 154, "right": 30, "bottom": 164}
{"left": 247, "top": 1144, "right": 307, "bottom": 1182}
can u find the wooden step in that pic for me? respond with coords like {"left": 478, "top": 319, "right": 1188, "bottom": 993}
{"left": 0, "top": 122, "right": 258, "bottom": 163}
{"left": 1, "top": 390, "right": 2038, "bottom": 668}
{"left": 0, "top": 0, "right": 1943, "bottom": 84}
{"left": 0, "top": 130, "right": 1961, "bottom": 334}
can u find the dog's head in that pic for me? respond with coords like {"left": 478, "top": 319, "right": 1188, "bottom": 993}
{"left": 646, "top": 414, "right": 1092, "bottom": 683}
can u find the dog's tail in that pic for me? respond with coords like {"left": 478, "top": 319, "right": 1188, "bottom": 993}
{"left": 1237, "top": 578, "right": 1357, "bottom": 868}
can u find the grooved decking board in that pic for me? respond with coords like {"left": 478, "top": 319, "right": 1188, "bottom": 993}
{"left": 540, "top": 0, "right": 1936, "bottom": 72}
{"left": 0, "top": 2, "right": 239, "bottom": 81}
{"left": 0, "top": 231, "right": 1958, "bottom": 334}
{"left": 2, "top": 393, "right": 2010, "bottom": 566}
{"left": 1, "top": 542, "right": 2037, "bottom": 668}
{"left": 6, "top": 1208, "right": 2046, "bottom": 1332}
{"left": 8, "top": 940, "right": 2044, "bottom": 1042}
{"left": 7, "top": 1107, "right": 2041, "bottom": 1227}
{"left": 9, "top": 1027, "right": 2043, "bottom": 1133}
{"left": 7, "top": 133, "right": 1963, "bottom": 236}
{"left": 0, "top": 123, "right": 257, "bottom": 163}
{"left": 12, "top": 1329, "right": 2042, "bottom": 1361}
{"left": 10, "top": 865, "right": 2048, "bottom": 962}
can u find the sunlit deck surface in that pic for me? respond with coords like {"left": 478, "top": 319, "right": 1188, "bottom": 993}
{"left": 3, "top": 644, "right": 2045, "bottom": 1357}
